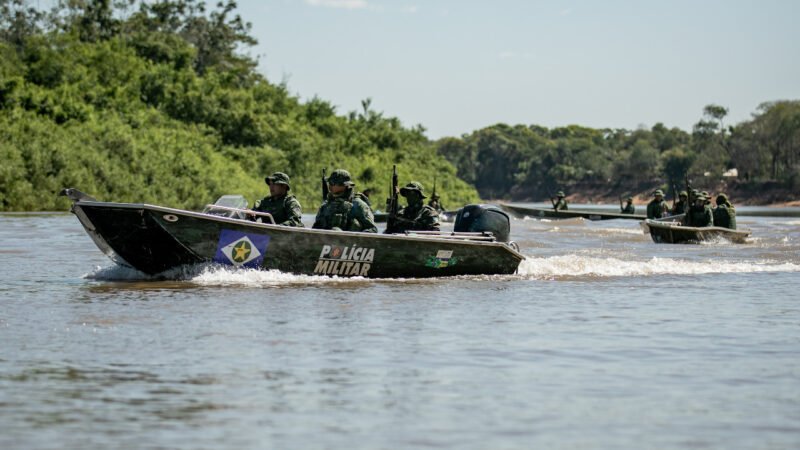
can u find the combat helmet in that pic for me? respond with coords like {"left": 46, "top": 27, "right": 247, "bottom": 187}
{"left": 653, "top": 189, "right": 664, "bottom": 197}
{"left": 556, "top": 191, "right": 565, "bottom": 197}
{"left": 265, "top": 172, "right": 291, "bottom": 190}
{"left": 400, "top": 181, "right": 427, "bottom": 198}
{"left": 327, "top": 169, "right": 355, "bottom": 187}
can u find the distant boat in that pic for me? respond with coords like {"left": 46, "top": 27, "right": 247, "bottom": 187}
{"left": 499, "top": 203, "right": 646, "bottom": 221}
{"left": 641, "top": 218, "right": 751, "bottom": 244}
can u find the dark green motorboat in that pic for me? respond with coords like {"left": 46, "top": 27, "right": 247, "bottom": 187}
{"left": 61, "top": 189, "right": 524, "bottom": 278}
{"left": 641, "top": 219, "right": 751, "bottom": 244}
{"left": 500, "top": 203, "right": 646, "bottom": 221}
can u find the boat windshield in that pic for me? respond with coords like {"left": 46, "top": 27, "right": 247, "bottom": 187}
{"left": 203, "top": 195, "right": 249, "bottom": 219}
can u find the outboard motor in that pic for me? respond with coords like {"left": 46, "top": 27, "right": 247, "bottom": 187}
{"left": 454, "top": 204, "right": 511, "bottom": 242}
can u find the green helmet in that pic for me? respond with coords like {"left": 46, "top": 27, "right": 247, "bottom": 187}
{"left": 556, "top": 191, "right": 565, "bottom": 197}
{"left": 716, "top": 193, "right": 729, "bottom": 203}
{"left": 400, "top": 181, "right": 427, "bottom": 198}
{"left": 626, "top": 197, "right": 633, "bottom": 202}
{"left": 679, "top": 191, "right": 688, "bottom": 198}
{"left": 653, "top": 189, "right": 664, "bottom": 197}
{"left": 265, "top": 172, "right": 291, "bottom": 190}
{"left": 327, "top": 169, "right": 355, "bottom": 187}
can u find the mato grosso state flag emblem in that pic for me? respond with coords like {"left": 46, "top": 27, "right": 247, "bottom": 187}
{"left": 213, "top": 229, "right": 270, "bottom": 268}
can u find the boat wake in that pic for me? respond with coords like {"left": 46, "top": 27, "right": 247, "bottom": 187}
{"left": 84, "top": 263, "right": 376, "bottom": 286}
{"left": 516, "top": 255, "right": 800, "bottom": 279}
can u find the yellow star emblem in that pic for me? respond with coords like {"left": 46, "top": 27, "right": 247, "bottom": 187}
{"left": 232, "top": 240, "right": 252, "bottom": 263}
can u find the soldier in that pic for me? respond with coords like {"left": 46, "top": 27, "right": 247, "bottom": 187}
{"left": 685, "top": 194, "right": 713, "bottom": 227}
{"left": 620, "top": 197, "right": 635, "bottom": 214}
{"left": 427, "top": 193, "right": 445, "bottom": 213}
{"left": 360, "top": 188, "right": 374, "bottom": 209}
{"left": 712, "top": 193, "right": 737, "bottom": 230}
{"left": 252, "top": 172, "right": 303, "bottom": 227}
{"left": 671, "top": 191, "right": 688, "bottom": 215}
{"left": 385, "top": 182, "right": 441, "bottom": 234}
{"left": 313, "top": 169, "right": 377, "bottom": 233}
{"left": 551, "top": 191, "right": 568, "bottom": 211}
{"left": 646, "top": 189, "right": 669, "bottom": 219}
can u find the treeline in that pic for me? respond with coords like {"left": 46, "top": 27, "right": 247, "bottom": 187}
{"left": 0, "top": 0, "right": 479, "bottom": 212}
{"left": 437, "top": 103, "right": 800, "bottom": 201}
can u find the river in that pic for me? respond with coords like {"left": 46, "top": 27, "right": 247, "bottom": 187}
{"left": 1, "top": 208, "right": 799, "bottom": 449}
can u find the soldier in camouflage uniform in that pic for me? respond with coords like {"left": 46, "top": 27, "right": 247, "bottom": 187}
{"left": 385, "top": 182, "right": 441, "bottom": 234}
{"left": 313, "top": 169, "right": 377, "bottom": 233}
{"left": 671, "top": 191, "right": 688, "bottom": 215}
{"left": 646, "top": 189, "right": 669, "bottom": 219}
{"left": 252, "top": 172, "right": 303, "bottom": 226}
{"left": 620, "top": 197, "right": 635, "bottom": 214}
{"left": 551, "top": 191, "right": 569, "bottom": 211}
{"left": 685, "top": 194, "right": 713, "bottom": 227}
{"left": 712, "top": 193, "right": 737, "bottom": 230}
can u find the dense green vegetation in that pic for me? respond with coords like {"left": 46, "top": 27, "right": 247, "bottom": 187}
{"left": 0, "top": 0, "right": 479, "bottom": 212}
{"left": 436, "top": 102, "right": 800, "bottom": 201}
{"left": 2, "top": 1, "right": 797, "bottom": 211}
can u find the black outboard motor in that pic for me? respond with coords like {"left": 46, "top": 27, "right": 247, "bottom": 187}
{"left": 454, "top": 204, "right": 511, "bottom": 242}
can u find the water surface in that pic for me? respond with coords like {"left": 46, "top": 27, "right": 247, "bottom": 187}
{"left": 1, "top": 209, "right": 799, "bottom": 449}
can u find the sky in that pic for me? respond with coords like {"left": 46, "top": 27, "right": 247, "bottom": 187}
{"left": 235, "top": 0, "right": 798, "bottom": 138}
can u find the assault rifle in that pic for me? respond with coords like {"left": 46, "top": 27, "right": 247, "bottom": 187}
{"left": 618, "top": 195, "right": 624, "bottom": 213}
{"left": 321, "top": 168, "right": 329, "bottom": 202}
{"left": 386, "top": 165, "right": 400, "bottom": 230}
{"left": 684, "top": 176, "right": 693, "bottom": 225}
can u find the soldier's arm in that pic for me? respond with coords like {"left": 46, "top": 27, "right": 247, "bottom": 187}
{"left": 421, "top": 207, "right": 440, "bottom": 231}
{"left": 282, "top": 197, "right": 304, "bottom": 227}
{"left": 353, "top": 200, "right": 378, "bottom": 233}
{"left": 311, "top": 203, "right": 326, "bottom": 229}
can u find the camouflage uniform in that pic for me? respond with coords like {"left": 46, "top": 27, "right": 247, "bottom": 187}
{"left": 671, "top": 191, "right": 688, "bottom": 215}
{"left": 553, "top": 191, "right": 568, "bottom": 211}
{"left": 646, "top": 189, "right": 668, "bottom": 219}
{"left": 621, "top": 198, "right": 635, "bottom": 214}
{"left": 685, "top": 195, "right": 714, "bottom": 227}
{"left": 313, "top": 169, "right": 377, "bottom": 233}
{"left": 253, "top": 172, "right": 303, "bottom": 227}
{"left": 712, "top": 193, "right": 737, "bottom": 230}
{"left": 385, "top": 182, "right": 441, "bottom": 234}
{"left": 428, "top": 195, "right": 445, "bottom": 213}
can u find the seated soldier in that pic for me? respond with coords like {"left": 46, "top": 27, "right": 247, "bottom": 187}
{"left": 313, "top": 169, "right": 377, "bottom": 233}
{"left": 684, "top": 193, "right": 713, "bottom": 227}
{"left": 252, "top": 172, "right": 303, "bottom": 226}
{"left": 551, "top": 191, "right": 568, "bottom": 211}
{"left": 385, "top": 182, "right": 441, "bottom": 234}
{"left": 712, "top": 193, "right": 737, "bottom": 230}
{"left": 671, "top": 191, "right": 688, "bottom": 215}
{"left": 621, "top": 197, "right": 635, "bottom": 214}
{"left": 427, "top": 193, "right": 445, "bottom": 213}
{"left": 647, "top": 189, "right": 668, "bottom": 219}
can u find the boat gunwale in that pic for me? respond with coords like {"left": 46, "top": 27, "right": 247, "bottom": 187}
{"left": 73, "top": 200, "right": 527, "bottom": 260}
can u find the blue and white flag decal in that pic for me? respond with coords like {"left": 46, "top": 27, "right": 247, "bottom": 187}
{"left": 213, "top": 229, "right": 270, "bottom": 268}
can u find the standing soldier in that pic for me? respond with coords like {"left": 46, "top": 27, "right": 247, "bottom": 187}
{"left": 685, "top": 194, "right": 713, "bottom": 227}
{"left": 712, "top": 193, "right": 737, "bottom": 229}
{"left": 252, "top": 172, "right": 303, "bottom": 226}
{"left": 646, "top": 190, "right": 669, "bottom": 219}
{"left": 620, "top": 197, "right": 636, "bottom": 214}
{"left": 671, "top": 191, "right": 688, "bottom": 215}
{"left": 551, "top": 191, "right": 569, "bottom": 211}
{"left": 313, "top": 169, "right": 377, "bottom": 233}
{"left": 385, "top": 182, "right": 441, "bottom": 234}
